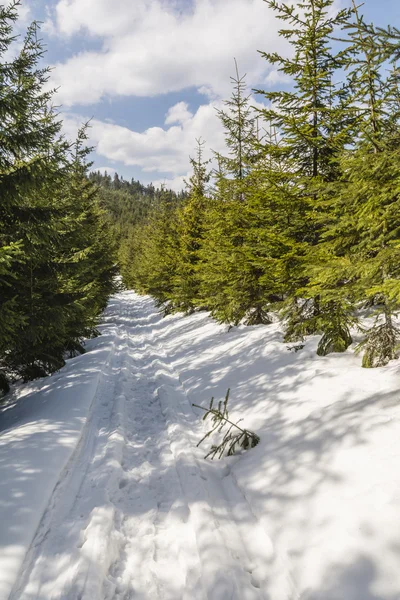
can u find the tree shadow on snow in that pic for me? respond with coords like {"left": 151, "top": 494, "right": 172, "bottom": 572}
{"left": 132, "top": 297, "right": 400, "bottom": 599}
{"left": 2, "top": 293, "right": 400, "bottom": 599}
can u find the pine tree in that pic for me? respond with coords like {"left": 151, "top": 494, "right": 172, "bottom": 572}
{"left": 169, "top": 138, "right": 210, "bottom": 312}
{"left": 309, "top": 1, "right": 400, "bottom": 365}
{"left": 199, "top": 66, "right": 264, "bottom": 325}
{"left": 0, "top": 5, "right": 69, "bottom": 385}
{"left": 0, "top": 7, "right": 117, "bottom": 388}
{"left": 255, "top": 0, "right": 354, "bottom": 347}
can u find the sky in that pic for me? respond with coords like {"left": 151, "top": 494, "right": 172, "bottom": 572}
{"left": 14, "top": 0, "right": 400, "bottom": 190}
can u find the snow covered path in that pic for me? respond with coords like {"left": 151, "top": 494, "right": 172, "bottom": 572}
{"left": 3, "top": 290, "right": 400, "bottom": 600}
{"left": 4, "top": 292, "right": 280, "bottom": 600}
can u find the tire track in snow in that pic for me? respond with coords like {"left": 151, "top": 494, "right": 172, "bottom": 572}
{"left": 147, "top": 345, "right": 268, "bottom": 598}
{"left": 11, "top": 293, "right": 204, "bottom": 600}
{"left": 10, "top": 295, "right": 131, "bottom": 600}
{"left": 137, "top": 299, "right": 300, "bottom": 600}
{"left": 113, "top": 296, "right": 268, "bottom": 599}
{"left": 103, "top": 326, "right": 204, "bottom": 600}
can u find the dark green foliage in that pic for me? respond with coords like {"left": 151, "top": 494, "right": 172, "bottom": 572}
{"left": 0, "top": 4, "right": 67, "bottom": 384}
{"left": 252, "top": 0, "right": 355, "bottom": 342}
{"left": 199, "top": 191, "right": 275, "bottom": 326}
{"left": 315, "top": 145, "right": 400, "bottom": 365}
{"left": 307, "top": 1, "right": 400, "bottom": 365}
{"left": 198, "top": 67, "right": 270, "bottom": 325}
{"left": 90, "top": 171, "right": 183, "bottom": 240}
{"left": 169, "top": 139, "right": 210, "bottom": 312}
{"left": 125, "top": 190, "right": 182, "bottom": 309}
{"left": 53, "top": 128, "right": 118, "bottom": 361}
{"left": 199, "top": 197, "right": 250, "bottom": 325}
{"left": 193, "top": 389, "right": 260, "bottom": 460}
{"left": 99, "top": 172, "right": 186, "bottom": 292}
{"left": 0, "top": 6, "right": 117, "bottom": 391}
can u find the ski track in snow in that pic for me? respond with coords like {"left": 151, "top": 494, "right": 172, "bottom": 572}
{"left": 9, "top": 292, "right": 287, "bottom": 600}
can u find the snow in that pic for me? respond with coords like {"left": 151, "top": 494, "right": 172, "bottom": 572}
{"left": 1, "top": 290, "right": 400, "bottom": 599}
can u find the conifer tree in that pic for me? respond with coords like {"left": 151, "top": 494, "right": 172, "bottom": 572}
{"left": 0, "top": 4, "right": 69, "bottom": 385}
{"left": 256, "top": 0, "right": 354, "bottom": 347}
{"left": 200, "top": 150, "right": 285, "bottom": 326}
{"left": 310, "top": 2, "right": 400, "bottom": 365}
{"left": 169, "top": 138, "right": 210, "bottom": 312}
{"left": 129, "top": 189, "right": 181, "bottom": 312}
{"left": 56, "top": 128, "right": 118, "bottom": 358}
{"left": 199, "top": 194, "right": 247, "bottom": 324}
{"left": 199, "top": 66, "right": 264, "bottom": 325}
{"left": 259, "top": 0, "right": 351, "bottom": 179}
{"left": 119, "top": 224, "right": 146, "bottom": 291}
{"left": 214, "top": 59, "right": 256, "bottom": 201}
{"left": 0, "top": 7, "right": 117, "bottom": 388}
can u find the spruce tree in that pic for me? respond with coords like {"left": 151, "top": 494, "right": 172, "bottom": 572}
{"left": 169, "top": 138, "right": 210, "bottom": 313}
{"left": 214, "top": 59, "right": 256, "bottom": 201}
{"left": 199, "top": 194, "right": 248, "bottom": 324}
{"left": 255, "top": 0, "right": 354, "bottom": 348}
{"left": 199, "top": 66, "right": 264, "bottom": 325}
{"left": 0, "top": 5, "right": 69, "bottom": 385}
{"left": 129, "top": 188, "right": 181, "bottom": 312}
{"left": 310, "top": 1, "right": 400, "bottom": 366}
{"left": 56, "top": 128, "right": 118, "bottom": 358}
{"left": 0, "top": 7, "right": 117, "bottom": 388}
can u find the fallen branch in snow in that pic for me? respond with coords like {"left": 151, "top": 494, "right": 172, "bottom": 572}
{"left": 193, "top": 388, "right": 260, "bottom": 460}
{"left": 287, "top": 343, "right": 305, "bottom": 353}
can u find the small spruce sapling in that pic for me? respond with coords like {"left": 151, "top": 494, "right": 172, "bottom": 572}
{"left": 355, "top": 310, "right": 400, "bottom": 368}
{"left": 193, "top": 389, "right": 260, "bottom": 459}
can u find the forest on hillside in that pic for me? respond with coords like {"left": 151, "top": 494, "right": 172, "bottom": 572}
{"left": 115, "top": 0, "right": 400, "bottom": 370}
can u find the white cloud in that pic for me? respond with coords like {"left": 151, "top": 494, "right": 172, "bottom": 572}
{"left": 263, "top": 69, "right": 292, "bottom": 87}
{"left": 62, "top": 99, "right": 226, "bottom": 179}
{"left": 165, "top": 102, "right": 193, "bottom": 126}
{"left": 46, "top": 0, "right": 294, "bottom": 106}
{"left": 17, "top": 2, "right": 32, "bottom": 26}
{"left": 50, "top": 0, "right": 149, "bottom": 37}
{"left": 62, "top": 92, "right": 267, "bottom": 191}
{"left": 151, "top": 174, "right": 189, "bottom": 193}
{"left": 48, "top": 0, "right": 341, "bottom": 186}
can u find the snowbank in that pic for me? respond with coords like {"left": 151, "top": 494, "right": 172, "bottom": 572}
{"left": 0, "top": 300, "right": 120, "bottom": 600}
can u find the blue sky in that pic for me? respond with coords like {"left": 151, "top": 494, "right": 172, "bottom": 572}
{"left": 17, "top": 0, "right": 400, "bottom": 189}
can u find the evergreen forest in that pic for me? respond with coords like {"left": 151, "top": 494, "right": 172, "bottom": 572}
{"left": 118, "top": 0, "right": 400, "bottom": 370}
{"left": 3, "top": 0, "right": 400, "bottom": 398}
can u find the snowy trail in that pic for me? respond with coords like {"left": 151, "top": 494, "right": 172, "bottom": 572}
{"left": 9, "top": 292, "right": 283, "bottom": 600}
{"left": 4, "top": 290, "right": 400, "bottom": 599}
